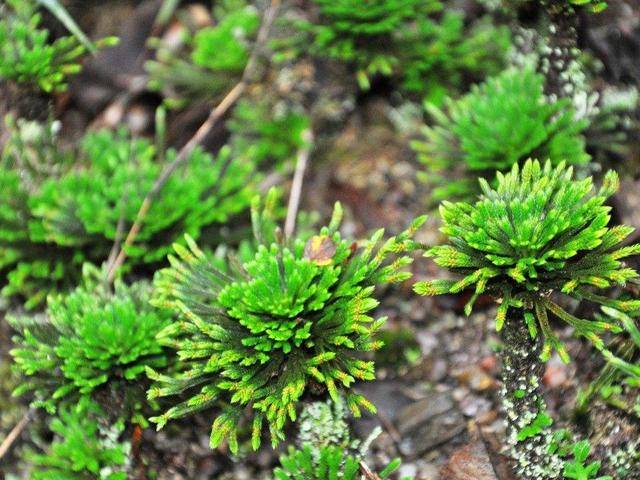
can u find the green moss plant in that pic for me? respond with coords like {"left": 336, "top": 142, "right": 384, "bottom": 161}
{"left": 227, "top": 98, "right": 310, "bottom": 171}
{"left": 0, "top": 0, "right": 116, "bottom": 93}
{"left": 0, "top": 123, "right": 255, "bottom": 308}
{"left": 147, "top": 189, "right": 426, "bottom": 452}
{"left": 412, "top": 68, "right": 590, "bottom": 202}
{"left": 576, "top": 306, "right": 640, "bottom": 424}
{"left": 10, "top": 265, "right": 170, "bottom": 419}
{"left": 27, "top": 397, "right": 130, "bottom": 480}
{"left": 414, "top": 159, "right": 640, "bottom": 479}
{"left": 146, "top": 2, "right": 259, "bottom": 107}
{"left": 283, "top": 0, "right": 510, "bottom": 97}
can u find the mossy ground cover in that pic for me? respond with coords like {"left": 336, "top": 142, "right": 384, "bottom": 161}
{"left": 1, "top": 0, "right": 639, "bottom": 479}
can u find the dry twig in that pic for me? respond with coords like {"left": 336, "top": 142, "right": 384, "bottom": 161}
{"left": 359, "top": 460, "right": 382, "bottom": 480}
{"left": 0, "top": 409, "right": 33, "bottom": 461}
{"left": 284, "top": 129, "right": 314, "bottom": 238}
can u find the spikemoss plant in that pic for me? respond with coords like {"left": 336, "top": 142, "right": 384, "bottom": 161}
{"left": 412, "top": 68, "right": 589, "bottom": 202}
{"left": 599, "top": 308, "right": 640, "bottom": 386}
{"left": 414, "top": 160, "right": 640, "bottom": 479}
{"left": 0, "top": 124, "right": 255, "bottom": 308}
{"left": 0, "top": 0, "right": 116, "bottom": 93}
{"left": 284, "top": 0, "right": 509, "bottom": 96}
{"left": 27, "top": 397, "right": 130, "bottom": 480}
{"left": 148, "top": 189, "right": 426, "bottom": 452}
{"left": 10, "top": 265, "right": 170, "bottom": 418}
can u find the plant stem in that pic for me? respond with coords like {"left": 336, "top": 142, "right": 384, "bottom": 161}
{"left": 500, "top": 312, "right": 562, "bottom": 479}
{"left": 540, "top": 1, "right": 579, "bottom": 100}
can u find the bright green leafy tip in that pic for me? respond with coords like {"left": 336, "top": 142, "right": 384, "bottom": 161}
{"left": 569, "top": 0, "right": 608, "bottom": 13}
{"left": 517, "top": 411, "right": 553, "bottom": 442}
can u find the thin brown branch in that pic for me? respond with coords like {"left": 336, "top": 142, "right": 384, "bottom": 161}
{"left": 0, "top": 409, "right": 33, "bottom": 461}
{"left": 105, "top": 0, "right": 281, "bottom": 282}
{"left": 359, "top": 460, "right": 382, "bottom": 480}
{"left": 376, "top": 409, "right": 402, "bottom": 454}
{"left": 284, "top": 129, "right": 313, "bottom": 239}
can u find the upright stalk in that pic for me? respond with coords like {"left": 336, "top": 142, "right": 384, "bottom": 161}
{"left": 540, "top": 1, "right": 580, "bottom": 100}
{"left": 500, "top": 312, "right": 562, "bottom": 480}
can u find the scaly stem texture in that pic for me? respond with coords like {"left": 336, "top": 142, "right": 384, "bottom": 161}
{"left": 501, "top": 312, "right": 561, "bottom": 480}
{"left": 541, "top": 2, "right": 579, "bottom": 100}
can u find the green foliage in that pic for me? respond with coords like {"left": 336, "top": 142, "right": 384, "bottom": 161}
{"left": 0, "top": 0, "right": 115, "bottom": 93}
{"left": 148, "top": 189, "right": 426, "bottom": 452}
{"left": 0, "top": 123, "right": 255, "bottom": 308}
{"left": 275, "top": 398, "right": 409, "bottom": 479}
{"left": 10, "top": 265, "right": 170, "bottom": 416}
{"left": 295, "top": 0, "right": 440, "bottom": 89}
{"left": 273, "top": 444, "right": 403, "bottom": 480}
{"left": 563, "top": 440, "right": 612, "bottom": 480}
{"left": 586, "top": 86, "right": 640, "bottom": 170}
{"left": 548, "top": 431, "right": 613, "bottom": 480}
{"left": 227, "top": 98, "right": 310, "bottom": 171}
{"left": 398, "top": 13, "right": 511, "bottom": 104}
{"left": 191, "top": 7, "right": 259, "bottom": 72}
{"left": 568, "top": 0, "right": 607, "bottom": 13}
{"left": 414, "top": 159, "right": 640, "bottom": 363}
{"left": 600, "top": 308, "right": 640, "bottom": 387}
{"left": 517, "top": 411, "right": 553, "bottom": 442}
{"left": 146, "top": 2, "right": 259, "bottom": 107}
{"left": 36, "top": 0, "right": 98, "bottom": 53}
{"left": 576, "top": 306, "right": 640, "bottom": 416}
{"left": 412, "top": 68, "right": 590, "bottom": 201}
{"left": 284, "top": 0, "right": 509, "bottom": 95}
{"left": 28, "top": 397, "right": 129, "bottom": 480}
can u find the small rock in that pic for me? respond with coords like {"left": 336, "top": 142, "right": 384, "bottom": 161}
{"left": 440, "top": 442, "right": 499, "bottom": 480}
{"left": 459, "top": 395, "right": 492, "bottom": 418}
{"left": 418, "top": 462, "right": 441, "bottom": 480}
{"left": 397, "top": 392, "right": 466, "bottom": 457}
{"left": 399, "top": 463, "right": 418, "bottom": 479}
{"left": 479, "top": 355, "right": 498, "bottom": 374}
{"left": 396, "top": 392, "right": 455, "bottom": 434}
{"left": 543, "top": 357, "right": 569, "bottom": 388}
{"left": 455, "top": 365, "right": 497, "bottom": 392}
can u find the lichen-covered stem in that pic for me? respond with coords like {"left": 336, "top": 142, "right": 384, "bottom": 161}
{"left": 500, "top": 311, "right": 562, "bottom": 479}
{"left": 540, "top": 2, "right": 579, "bottom": 100}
